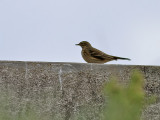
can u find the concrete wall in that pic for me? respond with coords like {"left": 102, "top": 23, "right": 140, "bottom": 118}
{"left": 0, "top": 61, "right": 160, "bottom": 120}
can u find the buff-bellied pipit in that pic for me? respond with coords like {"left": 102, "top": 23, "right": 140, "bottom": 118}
{"left": 76, "top": 41, "right": 131, "bottom": 63}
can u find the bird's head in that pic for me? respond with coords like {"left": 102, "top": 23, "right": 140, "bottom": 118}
{"left": 76, "top": 41, "right": 92, "bottom": 48}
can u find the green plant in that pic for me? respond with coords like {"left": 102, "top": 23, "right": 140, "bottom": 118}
{"left": 103, "top": 70, "right": 145, "bottom": 120}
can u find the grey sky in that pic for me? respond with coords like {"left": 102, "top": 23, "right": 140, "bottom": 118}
{"left": 0, "top": 0, "right": 160, "bottom": 65}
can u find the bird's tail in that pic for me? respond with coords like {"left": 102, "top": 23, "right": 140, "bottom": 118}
{"left": 114, "top": 56, "right": 131, "bottom": 61}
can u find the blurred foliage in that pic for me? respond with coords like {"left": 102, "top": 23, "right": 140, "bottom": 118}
{"left": 103, "top": 70, "right": 145, "bottom": 120}
{"left": 0, "top": 96, "right": 40, "bottom": 120}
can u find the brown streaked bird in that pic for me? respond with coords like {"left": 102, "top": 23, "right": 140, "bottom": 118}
{"left": 76, "top": 41, "right": 131, "bottom": 63}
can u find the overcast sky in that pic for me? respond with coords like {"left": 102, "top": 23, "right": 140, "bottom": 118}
{"left": 0, "top": 0, "right": 160, "bottom": 65}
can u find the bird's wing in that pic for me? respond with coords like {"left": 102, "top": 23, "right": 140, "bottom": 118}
{"left": 88, "top": 48, "right": 130, "bottom": 62}
{"left": 89, "top": 48, "right": 111, "bottom": 60}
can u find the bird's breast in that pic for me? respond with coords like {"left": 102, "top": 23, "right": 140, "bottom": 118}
{"left": 81, "top": 50, "right": 90, "bottom": 62}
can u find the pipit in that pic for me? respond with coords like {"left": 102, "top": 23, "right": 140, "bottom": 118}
{"left": 76, "top": 41, "right": 131, "bottom": 63}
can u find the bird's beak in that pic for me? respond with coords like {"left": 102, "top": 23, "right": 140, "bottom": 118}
{"left": 75, "top": 43, "right": 80, "bottom": 46}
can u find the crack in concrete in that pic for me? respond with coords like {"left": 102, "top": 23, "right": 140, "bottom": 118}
{"left": 25, "top": 62, "right": 28, "bottom": 79}
{"left": 90, "top": 63, "right": 93, "bottom": 70}
{"left": 58, "top": 67, "right": 63, "bottom": 90}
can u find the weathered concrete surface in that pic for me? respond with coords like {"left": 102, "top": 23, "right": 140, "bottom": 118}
{"left": 0, "top": 61, "right": 160, "bottom": 120}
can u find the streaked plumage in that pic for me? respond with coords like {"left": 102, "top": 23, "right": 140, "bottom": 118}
{"left": 76, "top": 41, "right": 131, "bottom": 63}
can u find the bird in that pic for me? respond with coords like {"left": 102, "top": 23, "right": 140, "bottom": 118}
{"left": 76, "top": 41, "right": 131, "bottom": 63}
